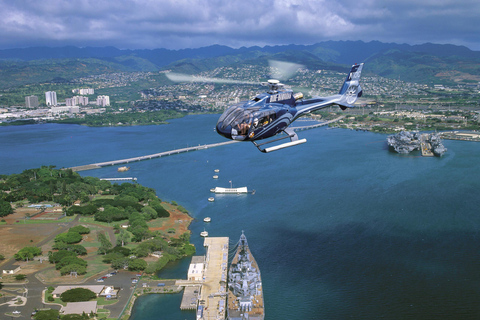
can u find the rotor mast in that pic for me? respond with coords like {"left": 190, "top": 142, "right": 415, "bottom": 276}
{"left": 262, "top": 79, "right": 284, "bottom": 93}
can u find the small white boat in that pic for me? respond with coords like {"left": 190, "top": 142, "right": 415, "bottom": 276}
{"left": 213, "top": 175, "right": 218, "bottom": 179}
{"left": 208, "top": 197, "right": 215, "bottom": 202}
{"left": 214, "top": 169, "right": 220, "bottom": 173}
{"left": 204, "top": 217, "right": 211, "bottom": 222}
{"left": 200, "top": 230, "right": 209, "bottom": 237}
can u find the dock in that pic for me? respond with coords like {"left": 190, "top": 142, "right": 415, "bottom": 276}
{"left": 200, "top": 237, "right": 229, "bottom": 320}
{"left": 177, "top": 237, "right": 229, "bottom": 319}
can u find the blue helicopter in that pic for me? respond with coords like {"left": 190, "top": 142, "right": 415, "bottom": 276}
{"left": 168, "top": 62, "right": 364, "bottom": 152}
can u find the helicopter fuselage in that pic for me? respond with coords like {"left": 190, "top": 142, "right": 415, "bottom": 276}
{"left": 216, "top": 91, "right": 300, "bottom": 142}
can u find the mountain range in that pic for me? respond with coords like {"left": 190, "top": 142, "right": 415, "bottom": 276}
{"left": 0, "top": 41, "right": 479, "bottom": 87}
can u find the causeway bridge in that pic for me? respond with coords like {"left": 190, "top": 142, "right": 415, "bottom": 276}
{"left": 70, "top": 141, "right": 238, "bottom": 172}
{"left": 69, "top": 116, "right": 344, "bottom": 172}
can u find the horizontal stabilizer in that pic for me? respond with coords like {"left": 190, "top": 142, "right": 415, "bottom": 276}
{"left": 263, "top": 139, "right": 307, "bottom": 153}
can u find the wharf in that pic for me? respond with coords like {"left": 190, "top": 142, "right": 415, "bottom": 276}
{"left": 200, "top": 237, "right": 229, "bottom": 320}
{"left": 440, "top": 131, "right": 480, "bottom": 142}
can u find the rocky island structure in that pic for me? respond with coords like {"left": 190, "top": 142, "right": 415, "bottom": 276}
{"left": 387, "top": 131, "right": 447, "bottom": 156}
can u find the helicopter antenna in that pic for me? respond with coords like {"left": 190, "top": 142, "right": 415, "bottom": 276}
{"left": 261, "top": 79, "right": 284, "bottom": 93}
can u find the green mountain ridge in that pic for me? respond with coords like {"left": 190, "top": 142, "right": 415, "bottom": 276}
{"left": 0, "top": 41, "right": 479, "bottom": 89}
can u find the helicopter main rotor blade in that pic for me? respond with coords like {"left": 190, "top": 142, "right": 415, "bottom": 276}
{"left": 166, "top": 72, "right": 256, "bottom": 85}
{"left": 268, "top": 60, "right": 304, "bottom": 81}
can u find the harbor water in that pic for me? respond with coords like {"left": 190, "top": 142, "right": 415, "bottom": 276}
{"left": 2, "top": 114, "right": 480, "bottom": 319}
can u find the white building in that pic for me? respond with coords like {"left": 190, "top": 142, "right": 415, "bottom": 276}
{"left": 72, "top": 88, "right": 94, "bottom": 95}
{"left": 66, "top": 96, "right": 89, "bottom": 106}
{"left": 50, "top": 106, "right": 80, "bottom": 115}
{"left": 96, "top": 95, "right": 110, "bottom": 107}
{"left": 25, "top": 95, "right": 39, "bottom": 108}
{"left": 45, "top": 91, "right": 57, "bottom": 106}
{"left": 187, "top": 256, "right": 205, "bottom": 281}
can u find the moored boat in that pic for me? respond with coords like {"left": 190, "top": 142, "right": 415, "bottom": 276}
{"left": 227, "top": 231, "right": 264, "bottom": 320}
{"left": 200, "top": 230, "right": 209, "bottom": 237}
{"left": 211, "top": 186, "right": 249, "bottom": 194}
{"left": 203, "top": 217, "right": 211, "bottom": 222}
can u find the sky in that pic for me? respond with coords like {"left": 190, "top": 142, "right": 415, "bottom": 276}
{"left": 1, "top": 0, "right": 479, "bottom": 51}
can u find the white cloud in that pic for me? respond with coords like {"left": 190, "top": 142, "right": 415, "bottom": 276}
{"left": 0, "top": 0, "right": 478, "bottom": 50}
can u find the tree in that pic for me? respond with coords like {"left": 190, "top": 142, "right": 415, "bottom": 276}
{"left": 0, "top": 200, "right": 13, "bottom": 217}
{"left": 55, "top": 256, "right": 87, "bottom": 270}
{"left": 34, "top": 309, "right": 60, "bottom": 320}
{"left": 14, "top": 274, "right": 26, "bottom": 280}
{"left": 97, "top": 231, "right": 113, "bottom": 254}
{"left": 128, "top": 258, "right": 147, "bottom": 271}
{"left": 60, "top": 288, "right": 96, "bottom": 302}
{"left": 49, "top": 250, "right": 76, "bottom": 264}
{"left": 69, "top": 225, "right": 91, "bottom": 234}
{"left": 59, "top": 263, "right": 87, "bottom": 276}
{"left": 116, "top": 229, "right": 130, "bottom": 247}
{"left": 54, "top": 231, "right": 83, "bottom": 244}
{"left": 14, "top": 246, "right": 42, "bottom": 262}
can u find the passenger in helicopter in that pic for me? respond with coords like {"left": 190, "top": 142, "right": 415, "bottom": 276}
{"left": 238, "top": 122, "right": 250, "bottom": 135}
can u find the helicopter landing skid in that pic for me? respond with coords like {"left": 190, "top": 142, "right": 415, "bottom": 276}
{"left": 252, "top": 128, "right": 307, "bottom": 153}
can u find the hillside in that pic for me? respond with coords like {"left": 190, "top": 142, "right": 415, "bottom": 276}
{"left": 0, "top": 41, "right": 479, "bottom": 88}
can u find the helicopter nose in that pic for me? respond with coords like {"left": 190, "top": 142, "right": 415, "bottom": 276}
{"left": 216, "top": 121, "right": 232, "bottom": 139}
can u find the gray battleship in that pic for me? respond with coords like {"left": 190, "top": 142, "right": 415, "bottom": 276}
{"left": 227, "top": 231, "right": 264, "bottom": 320}
{"left": 387, "top": 131, "right": 447, "bottom": 156}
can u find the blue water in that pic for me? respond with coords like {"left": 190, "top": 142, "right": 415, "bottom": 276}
{"left": 2, "top": 114, "right": 480, "bottom": 319}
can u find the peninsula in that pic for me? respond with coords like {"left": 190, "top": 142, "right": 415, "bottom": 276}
{"left": 0, "top": 166, "right": 194, "bottom": 320}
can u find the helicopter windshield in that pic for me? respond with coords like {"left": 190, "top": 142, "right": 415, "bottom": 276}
{"left": 230, "top": 110, "right": 254, "bottom": 136}
{"left": 216, "top": 102, "right": 278, "bottom": 140}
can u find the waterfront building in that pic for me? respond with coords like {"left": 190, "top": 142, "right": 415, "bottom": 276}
{"left": 187, "top": 256, "right": 205, "bottom": 281}
{"left": 25, "top": 95, "right": 39, "bottom": 108}
{"left": 66, "top": 96, "right": 89, "bottom": 106}
{"left": 50, "top": 106, "right": 79, "bottom": 115}
{"left": 96, "top": 95, "right": 110, "bottom": 107}
{"left": 45, "top": 91, "right": 57, "bottom": 106}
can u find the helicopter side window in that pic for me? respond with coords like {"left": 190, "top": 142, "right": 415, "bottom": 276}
{"left": 254, "top": 112, "right": 276, "bottom": 128}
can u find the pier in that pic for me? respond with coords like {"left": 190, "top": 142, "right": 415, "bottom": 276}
{"left": 200, "top": 237, "right": 229, "bottom": 320}
{"left": 100, "top": 177, "right": 137, "bottom": 181}
{"left": 177, "top": 237, "right": 229, "bottom": 319}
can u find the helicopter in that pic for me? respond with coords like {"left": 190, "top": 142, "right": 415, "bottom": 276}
{"left": 168, "top": 62, "right": 364, "bottom": 152}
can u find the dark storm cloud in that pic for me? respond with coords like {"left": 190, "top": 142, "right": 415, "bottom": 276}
{"left": 0, "top": 0, "right": 478, "bottom": 50}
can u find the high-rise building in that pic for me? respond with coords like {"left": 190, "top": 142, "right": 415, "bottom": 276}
{"left": 66, "top": 96, "right": 89, "bottom": 106}
{"left": 96, "top": 95, "right": 110, "bottom": 107}
{"left": 45, "top": 91, "right": 57, "bottom": 106}
{"left": 25, "top": 95, "right": 39, "bottom": 108}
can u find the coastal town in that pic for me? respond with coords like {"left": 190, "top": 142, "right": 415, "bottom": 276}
{"left": 1, "top": 65, "right": 479, "bottom": 132}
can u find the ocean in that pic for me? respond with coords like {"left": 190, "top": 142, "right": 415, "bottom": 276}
{"left": 2, "top": 114, "right": 480, "bottom": 319}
